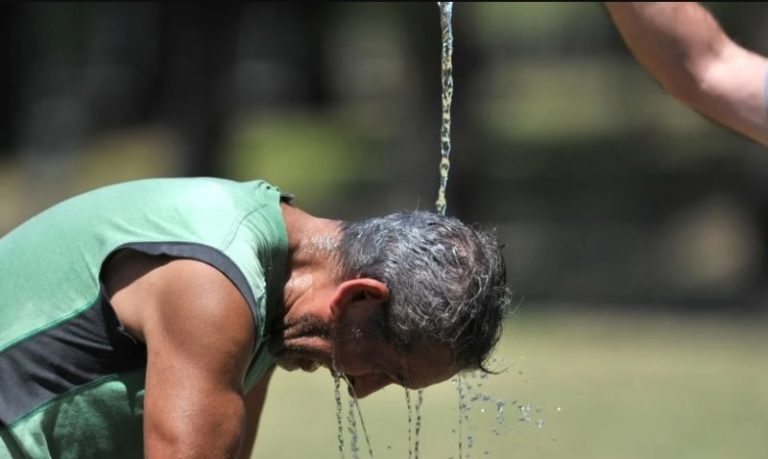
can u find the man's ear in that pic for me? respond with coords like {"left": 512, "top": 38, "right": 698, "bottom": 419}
{"left": 330, "top": 278, "right": 390, "bottom": 321}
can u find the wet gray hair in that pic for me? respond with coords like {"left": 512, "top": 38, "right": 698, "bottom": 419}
{"left": 337, "top": 211, "right": 510, "bottom": 373}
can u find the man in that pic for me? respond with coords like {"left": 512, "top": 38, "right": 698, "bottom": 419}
{"left": 605, "top": 2, "right": 768, "bottom": 146}
{"left": 0, "top": 177, "right": 509, "bottom": 458}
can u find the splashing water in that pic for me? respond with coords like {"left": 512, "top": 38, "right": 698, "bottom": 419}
{"left": 493, "top": 400, "right": 506, "bottom": 436}
{"left": 435, "top": 1, "right": 453, "bottom": 216}
{"left": 455, "top": 370, "right": 548, "bottom": 456}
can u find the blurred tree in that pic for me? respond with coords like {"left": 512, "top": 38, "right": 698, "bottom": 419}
{"left": 3, "top": 2, "right": 768, "bottom": 309}
{"left": 155, "top": 3, "right": 242, "bottom": 177}
{"left": 0, "top": 3, "right": 22, "bottom": 154}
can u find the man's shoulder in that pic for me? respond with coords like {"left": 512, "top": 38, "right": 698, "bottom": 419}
{"left": 105, "top": 251, "right": 255, "bottom": 351}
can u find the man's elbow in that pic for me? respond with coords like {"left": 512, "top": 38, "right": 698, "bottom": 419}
{"left": 653, "top": 56, "right": 712, "bottom": 108}
{"left": 658, "top": 38, "right": 742, "bottom": 110}
{"left": 145, "top": 409, "right": 247, "bottom": 458}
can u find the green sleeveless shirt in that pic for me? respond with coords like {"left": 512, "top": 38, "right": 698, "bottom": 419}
{"left": 0, "top": 178, "right": 289, "bottom": 458}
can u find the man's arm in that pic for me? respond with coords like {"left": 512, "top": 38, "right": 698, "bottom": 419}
{"left": 238, "top": 368, "right": 274, "bottom": 459}
{"left": 106, "top": 254, "right": 256, "bottom": 458}
{"left": 605, "top": 2, "right": 768, "bottom": 145}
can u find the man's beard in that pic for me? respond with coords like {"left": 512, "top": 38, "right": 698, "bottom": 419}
{"left": 268, "top": 315, "right": 333, "bottom": 372}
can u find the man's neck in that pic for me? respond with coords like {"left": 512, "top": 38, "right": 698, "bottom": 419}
{"left": 280, "top": 203, "right": 342, "bottom": 312}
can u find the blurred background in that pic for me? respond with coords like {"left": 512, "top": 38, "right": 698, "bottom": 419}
{"left": 1, "top": 2, "right": 767, "bottom": 458}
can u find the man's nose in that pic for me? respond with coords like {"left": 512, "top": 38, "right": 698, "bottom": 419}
{"left": 348, "top": 373, "right": 395, "bottom": 399}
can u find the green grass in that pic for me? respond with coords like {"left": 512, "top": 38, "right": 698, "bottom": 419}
{"left": 254, "top": 310, "right": 768, "bottom": 458}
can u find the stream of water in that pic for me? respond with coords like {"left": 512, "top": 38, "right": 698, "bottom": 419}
{"left": 435, "top": 1, "right": 454, "bottom": 217}
{"left": 332, "top": 3, "right": 463, "bottom": 458}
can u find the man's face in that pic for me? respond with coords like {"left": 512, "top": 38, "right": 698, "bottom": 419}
{"left": 269, "top": 314, "right": 332, "bottom": 373}
{"left": 333, "top": 325, "right": 459, "bottom": 398}
{"left": 269, "top": 311, "right": 458, "bottom": 398}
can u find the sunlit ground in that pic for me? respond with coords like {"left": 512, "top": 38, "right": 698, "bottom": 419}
{"left": 255, "top": 309, "right": 768, "bottom": 459}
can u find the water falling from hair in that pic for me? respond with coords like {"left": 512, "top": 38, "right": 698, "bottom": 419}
{"left": 456, "top": 375, "right": 465, "bottom": 459}
{"left": 332, "top": 330, "right": 374, "bottom": 459}
{"left": 406, "top": 389, "right": 414, "bottom": 459}
{"left": 333, "top": 371, "right": 346, "bottom": 459}
{"left": 347, "top": 399, "right": 360, "bottom": 459}
{"left": 340, "top": 371, "right": 375, "bottom": 458}
{"left": 413, "top": 389, "right": 424, "bottom": 457}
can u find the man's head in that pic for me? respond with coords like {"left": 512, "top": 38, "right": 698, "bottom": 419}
{"left": 336, "top": 211, "right": 509, "bottom": 366}
{"left": 272, "top": 210, "right": 510, "bottom": 397}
